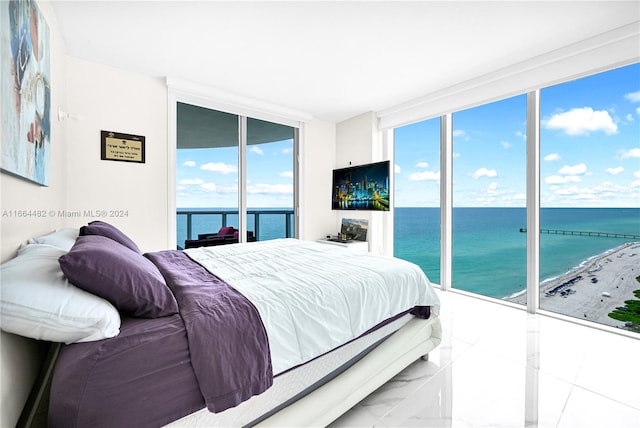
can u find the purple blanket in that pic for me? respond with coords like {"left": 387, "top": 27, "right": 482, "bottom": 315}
{"left": 146, "top": 250, "right": 273, "bottom": 413}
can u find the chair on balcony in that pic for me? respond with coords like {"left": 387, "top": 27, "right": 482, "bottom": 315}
{"left": 184, "top": 226, "right": 256, "bottom": 249}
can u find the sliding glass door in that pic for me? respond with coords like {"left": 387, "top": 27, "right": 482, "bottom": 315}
{"left": 246, "top": 118, "right": 295, "bottom": 241}
{"left": 175, "top": 102, "right": 296, "bottom": 249}
{"left": 176, "top": 104, "right": 239, "bottom": 248}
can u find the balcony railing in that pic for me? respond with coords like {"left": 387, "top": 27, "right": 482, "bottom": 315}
{"left": 176, "top": 209, "right": 295, "bottom": 248}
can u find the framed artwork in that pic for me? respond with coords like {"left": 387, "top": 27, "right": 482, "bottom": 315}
{"left": 1, "top": 0, "right": 51, "bottom": 186}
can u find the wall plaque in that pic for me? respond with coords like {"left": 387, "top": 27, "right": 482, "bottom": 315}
{"left": 101, "top": 131, "right": 145, "bottom": 163}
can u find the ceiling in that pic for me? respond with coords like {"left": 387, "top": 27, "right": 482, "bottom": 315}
{"left": 51, "top": 1, "right": 639, "bottom": 123}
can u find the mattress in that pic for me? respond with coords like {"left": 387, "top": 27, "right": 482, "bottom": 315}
{"left": 184, "top": 238, "right": 440, "bottom": 374}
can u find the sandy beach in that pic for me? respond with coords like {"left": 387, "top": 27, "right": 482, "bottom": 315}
{"left": 508, "top": 242, "right": 640, "bottom": 329}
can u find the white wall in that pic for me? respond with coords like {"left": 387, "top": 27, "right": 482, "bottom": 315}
{"left": 63, "top": 57, "right": 169, "bottom": 252}
{"left": 299, "top": 119, "right": 337, "bottom": 241}
{"left": 335, "top": 112, "right": 391, "bottom": 255}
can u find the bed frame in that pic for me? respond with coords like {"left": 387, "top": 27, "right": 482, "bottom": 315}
{"left": 255, "top": 315, "right": 442, "bottom": 427}
{"left": 2, "top": 314, "right": 441, "bottom": 428}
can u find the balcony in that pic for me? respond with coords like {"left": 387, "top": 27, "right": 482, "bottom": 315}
{"left": 177, "top": 209, "right": 294, "bottom": 249}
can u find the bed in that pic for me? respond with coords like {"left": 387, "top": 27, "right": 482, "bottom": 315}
{"left": 0, "top": 222, "right": 441, "bottom": 428}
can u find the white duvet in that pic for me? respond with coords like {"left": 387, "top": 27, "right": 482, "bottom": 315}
{"left": 185, "top": 239, "right": 440, "bottom": 374}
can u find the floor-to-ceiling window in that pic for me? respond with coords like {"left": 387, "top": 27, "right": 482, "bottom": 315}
{"left": 175, "top": 102, "right": 296, "bottom": 249}
{"left": 392, "top": 63, "right": 639, "bottom": 334}
{"left": 539, "top": 63, "right": 640, "bottom": 332}
{"left": 452, "top": 95, "right": 527, "bottom": 303}
{"left": 394, "top": 118, "right": 441, "bottom": 285}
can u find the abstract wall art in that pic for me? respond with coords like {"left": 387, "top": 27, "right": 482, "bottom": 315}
{"left": 1, "top": 0, "right": 51, "bottom": 186}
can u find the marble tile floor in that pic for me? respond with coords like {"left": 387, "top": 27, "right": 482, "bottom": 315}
{"left": 329, "top": 289, "right": 640, "bottom": 428}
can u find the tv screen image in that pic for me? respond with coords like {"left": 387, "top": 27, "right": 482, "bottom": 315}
{"left": 332, "top": 161, "right": 390, "bottom": 211}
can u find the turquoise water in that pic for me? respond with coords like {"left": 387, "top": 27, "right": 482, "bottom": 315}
{"left": 177, "top": 207, "right": 640, "bottom": 300}
{"left": 394, "top": 207, "right": 640, "bottom": 299}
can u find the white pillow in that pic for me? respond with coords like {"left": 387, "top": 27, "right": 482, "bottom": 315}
{"left": 1, "top": 244, "right": 121, "bottom": 343}
{"left": 25, "top": 228, "right": 79, "bottom": 252}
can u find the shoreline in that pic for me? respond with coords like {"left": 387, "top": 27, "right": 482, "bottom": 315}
{"left": 507, "top": 241, "right": 640, "bottom": 330}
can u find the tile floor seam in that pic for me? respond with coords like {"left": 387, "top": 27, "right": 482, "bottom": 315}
{"left": 571, "top": 383, "right": 640, "bottom": 413}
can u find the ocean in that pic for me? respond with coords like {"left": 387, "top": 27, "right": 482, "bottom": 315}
{"left": 395, "top": 207, "right": 640, "bottom": 299}
{"left": 177, "top": 207, "right": 640, "bottom": 300}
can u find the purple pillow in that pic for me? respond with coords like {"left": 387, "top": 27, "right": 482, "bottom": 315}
{"left": 59, "top": 235, "right": 178, "bottom": 318}
{"left": 218, "top": 226, "right": 235, "bottom": 235}
{"left": 80, "top": 221, "right": 141, "bottom": 253}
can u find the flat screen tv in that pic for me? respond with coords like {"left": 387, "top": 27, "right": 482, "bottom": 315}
{"left": 331, "top": 160, "right": 390, "bottom": 211}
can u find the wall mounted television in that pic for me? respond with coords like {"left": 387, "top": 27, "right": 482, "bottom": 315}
{"left": 331, "top": 160, "right": 390, "bottom": 211}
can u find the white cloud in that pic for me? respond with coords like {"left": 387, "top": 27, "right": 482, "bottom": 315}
{"left": 453, "top": 129, "right": 466, "bottom": 138}
{"left": 513, "top": 193, "right": 526, "bottom": 200}
{"left": 486, "top": 182, "right": 498, "bottom": 195}
{"left": 637, "top": 107, "right": 640, "bottom": 116}
{"left": 214, "top": 184, "right": 239, "bottom": 194}
{"left": 409, "top": 170, "right": 440, "bottom": 181}
{"left": 545, "top": 175, "right": 582, "bottom": 184}
{"left": 500, "top": 141, "right": 512, "bottom": 149}
{"left": 541, "top": 179, "right": 640, "bottom": 206}
{"left": 554, "top": 185, "right": 597, "bottom": 200}
{"left": 606, "top": 166, "right": 624, "bottom": 176}
{"left": 200, "top": 183, "right": 217, "bottom": 192}
{"left": 453, "top": 152, "right": 461, "bottom": 158}
{"left": 558, "top": 163, "right": 587, "bottom": 175}
{"left": 635, "top": 171, "right": 640, "bottom": 179}
{"left": 280, "top": 171, "right": 293, "bottom": 178}
{"left": 543, "top": 107, "right": 618, "bottom": 136}
{"left": 179, "top": 178, "right": 204, "bottom": 185}
{"left": 200, "top": 162, "right": 237, "bottom": 174}
{"left": 394, "top": 164, "right": 401, "bottom": 174}
{"left": 250, "top": 147, "right": 264, "bottom": 155}
{"left": 247, "top": 183, "right": 293, "bottom": 195}
{"left": 625, "top": 113, "right": 634, "bottom": 122}
{"left": 625, "top": 91, "right": 640, "bottom": 103}
{"left": 416, "top": 161, "right": 429, "bottom": 168}
{"left": 472, "top": 167, "right": 497, "bottom": 179}
{"left": 621, "top": 148, "right": 640, "bottom": 159}
{"left": 183, "top": 161, "right": 196, "bottom": 167}
{"left": 544, "top": 153, "right": 561, "bottom": 162}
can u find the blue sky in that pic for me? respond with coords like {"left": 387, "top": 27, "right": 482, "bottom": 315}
{"left": 177, "top": 63, "right": 639, "bottom": 209}
{"left": 176, "top": 139, "right": 294, "bottom": 208}
{"left": 395, "top": 62, "right": 640, "bottom": 208}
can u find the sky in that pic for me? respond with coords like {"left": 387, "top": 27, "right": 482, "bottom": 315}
{"left": 394, "top": 62, "right": 640, "bottom": 208}
{"left": 176, "top": 138, "right": 294, "bottom": 208}
{"left": 177, "top": 62, "right": 639, "bottom": 210}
